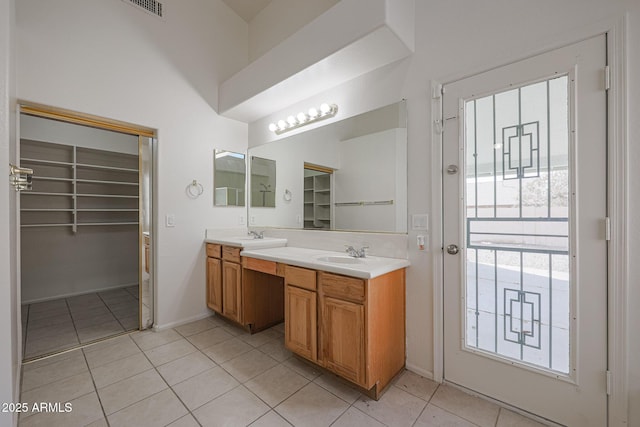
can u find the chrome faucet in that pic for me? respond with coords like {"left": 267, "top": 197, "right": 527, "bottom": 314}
{"left": 345, "top": 245, "right": 368, "bottom": 258}
{"left": 248, "top": 230, "right": 264, "bottom": 239}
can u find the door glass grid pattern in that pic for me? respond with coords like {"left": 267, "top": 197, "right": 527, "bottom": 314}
{"left": 464, "top": 75, "right": 570, "bottom": 374}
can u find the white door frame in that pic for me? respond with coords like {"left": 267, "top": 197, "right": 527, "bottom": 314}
{"left": 431, "top": 15, "right": 629, "bottom": 426}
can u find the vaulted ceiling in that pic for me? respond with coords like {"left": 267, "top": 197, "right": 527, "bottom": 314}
{"left": 221, "top": 0, "right": 273, "bottom": 23}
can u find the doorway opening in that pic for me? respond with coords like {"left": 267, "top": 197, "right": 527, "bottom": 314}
{"left": 17, "top": 104, "right": 156, "bottom": 361}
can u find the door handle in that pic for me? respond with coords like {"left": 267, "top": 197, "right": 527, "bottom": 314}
{"left": 446, "top": 244, "right": 459, "bottom": 255}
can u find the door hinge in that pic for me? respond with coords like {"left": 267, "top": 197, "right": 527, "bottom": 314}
{"left": 605, "top": 217, "right": 611, "bottom": 241}
{"left": 604, "top": 65, "right": 611, "bottom": 91}
{"left": 606, "top": 370, "right": 612, "bottom": 395}
{"left": 432, "top": 84, "right": 444, "bottom": 99}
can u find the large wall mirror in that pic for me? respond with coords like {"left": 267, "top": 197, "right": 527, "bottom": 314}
{"left": 214, "top": 150, "right": 246, "bottom": 206}
{"left": 250, "top": 156, "right": 276, "bottom": 208}
{"left": 247, "top": 100, "right": 407, "bottom": 233}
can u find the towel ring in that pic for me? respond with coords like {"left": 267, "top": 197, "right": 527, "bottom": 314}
{"left": 283, "top": 189, "right": 292, "bottom": 202}
{"left": 186, "top": 180, "right": 204, "bottom": 199}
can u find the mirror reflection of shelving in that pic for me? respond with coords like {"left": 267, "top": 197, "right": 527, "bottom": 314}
{"left": 303, "top": 166, "right": 332, "bottom": 230}
{"left": 20, "top": 140, "right": 139, "bottom": 231}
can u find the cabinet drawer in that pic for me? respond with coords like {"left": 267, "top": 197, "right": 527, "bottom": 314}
{"left": 206, "top": 243, "right": 221, "bottom": 258}
{"left": 285, "top": 265, "right": 316, "bottom": 291}
{"left": 222, "top": 245, "right": 241, "bottom": 263}
{"left": 242, "top": 257, "right": 277, "bottom": 275}
{"left": 319, "top": 272, "right": 365, "bottom": 303}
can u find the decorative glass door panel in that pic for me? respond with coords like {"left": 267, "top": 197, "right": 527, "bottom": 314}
{"left": 464, "top": 76, "right": 571, "bottom": 374}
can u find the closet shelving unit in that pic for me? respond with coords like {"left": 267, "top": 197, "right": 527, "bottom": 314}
{"left": 303, "top": 171, "right": 332, "bottom": 230}
{"left": 20, "top": 139, "right": 139, "bottom": 231}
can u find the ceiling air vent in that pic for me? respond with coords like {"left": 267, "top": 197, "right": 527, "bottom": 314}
{"left": 123, "top": 0, "right": 163, "bottom": 18}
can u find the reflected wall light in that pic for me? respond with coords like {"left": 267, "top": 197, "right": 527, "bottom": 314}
{"left": 268, "top": 103, "right": 338, "bottom": 135}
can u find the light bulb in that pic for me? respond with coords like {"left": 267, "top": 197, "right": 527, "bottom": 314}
{"left": 287, "top": 115, "right": 297, "bottom": 126}
{"left": 320, "top": 103, "right": 331, "bottom": 114}
{"left": 308, "top": 108, "right": 318, "bottom": 118}
{"left": 268, "top": 123, "right": 278, "bottom": 132}
{"left": 297, "top": 112, "right": 307, "bottom": 123}
{"left": 277, "top": 120, "right": 287, "bottom": 130}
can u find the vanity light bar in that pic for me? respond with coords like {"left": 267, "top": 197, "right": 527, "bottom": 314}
{"left": 268, "top": 103, "right": 338, "bottom": 135}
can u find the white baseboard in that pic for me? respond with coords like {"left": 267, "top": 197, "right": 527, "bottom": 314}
{"left": 21, "top": 282, "right": 138, "bottom": 305}
{"left": 405, "top": 363, "right": 435, "bottom": 381}
{"left": 153, "top": 311, "right": 213, "bottom": 331}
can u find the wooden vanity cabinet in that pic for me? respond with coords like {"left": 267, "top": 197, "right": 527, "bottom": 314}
{"left": 318, "top": 269, "right": 406, "bottom": 399}
{"left": 206, "top": 243, "right": 284, "bottom": 332}
{"left": 222, "top": 260, "right": 242, "bottom": 323}
{"left": 206, "top": 244, "right": 223, "bottom": 312}
{"left": 205, "top": 243, "right": 242, "bottom": 323}
{"left": 284, "top": 265, "right": 317, "bottom": 362}
{"left": 320, "top": 273, "right": 366, "bottom": 385}
{"left": 206, "top": 256, "right": 222, "bottom": 312}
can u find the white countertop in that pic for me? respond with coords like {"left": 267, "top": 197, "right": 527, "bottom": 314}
{"left": 205, "top": 236, "right": 288, "bottom": 250}
{"left": 240, "top": 246, "right": 410, "bottom": 279}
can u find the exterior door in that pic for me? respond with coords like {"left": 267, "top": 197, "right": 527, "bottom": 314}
{"left": 442, "top": 36, "right": 607, "bottom": 426}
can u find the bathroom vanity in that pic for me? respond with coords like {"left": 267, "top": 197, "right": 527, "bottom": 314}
{"left": 205, "top": 237, "right": 409, "bottom": 399}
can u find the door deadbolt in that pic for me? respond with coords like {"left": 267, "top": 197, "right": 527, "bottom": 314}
{"left": 447, "top": 165, "right": 459, "bottom": 175}
{"left": 446, "top": 244, "right": 459, "bottom": 255}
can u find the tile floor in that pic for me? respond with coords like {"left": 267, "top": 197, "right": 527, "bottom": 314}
{"left": 21, "top": 286, "right": 140, "bottom": 360}
{"left": 18, "top": 315, "right": 548, "bottom": 427}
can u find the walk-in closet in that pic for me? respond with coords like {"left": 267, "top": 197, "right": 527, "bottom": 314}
{"left": 18, "top": 108, "right": 154, "bottom": 360}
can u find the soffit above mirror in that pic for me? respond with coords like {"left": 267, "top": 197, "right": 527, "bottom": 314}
{"left": 218, "top": 0, "right": 415, "bottom": 123}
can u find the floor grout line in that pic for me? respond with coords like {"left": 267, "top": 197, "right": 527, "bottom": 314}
{"left": 79, "top": 349, "right": 109, "bottom": 426}
{"left": 23, "top": 290, "right": 140, "bottom": 361}
{"left": 129, "top": 330, "right": 204, "bottom": 427}
{"left": 19, "top": 318, "right": 541, "bottom": 427}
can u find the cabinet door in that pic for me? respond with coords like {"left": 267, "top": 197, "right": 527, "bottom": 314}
{"left": 206, "top": 257, "right": 222, "bottom": 313}
{"left": 285, "top": 285, "right": 317, "bottom": 362}
{"left": 222, "top": 261, "right": 242, "bottom": 323}
{"left": 321, "top": 296, "right": 365, "bottom": 385}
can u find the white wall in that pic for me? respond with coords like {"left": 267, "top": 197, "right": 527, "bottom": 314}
{"left": 248, "top": 0, "right": 338, "bottom": 62}
{"left": 0, "top": 0, "right": 19, "bottom": 424}
{"left": 249, "top": 0, "right": 640, "bottom": 423}
{"left": 21, "top": 115, "right": 139, "bottom": 154}
{"left": 16, "top": 0, "right": 249, "bottom": 328}
{"left": 334, "top": 129, "right": 406, "bottom": 232}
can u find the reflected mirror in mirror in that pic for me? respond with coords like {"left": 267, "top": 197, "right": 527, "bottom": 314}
{"left": 248, "top": 100, "right": 407, "bottom": 233}
{"left": 250, "top": 156, "right": 276, "bottom": 207}
{"left": 214, "top": 150, "right": 246, "bottom": 206}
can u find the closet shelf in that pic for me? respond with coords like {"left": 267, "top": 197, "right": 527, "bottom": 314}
{"left": 76, "top": 163, "right": 138, "bottom": 173}
{"left": 303, "top": 170, "right": 332, "bottom": 230}
{"left": 21, "top": 223, "right": 73, "bottom": 228}
{"left": 20, "top": 157, "right": 73, "bottom": 166}
{"left": 76, "top": 209, "right": 138, "bottom": 212}
{"left": 76, "top": 179, "right": 138, "bottom": 186}
{"left": 20, "top": 139, "right": 140, "bottom": 232}
{"left": 21, "top": 209, "right": 74, "bottom": 212}
{"left": 77, "top": 222, "right": 139, "bottom": 226}
{"left": 32, "top": 177, "right": 73, "bottom": 182}
{"left": 76, "top": 194, "right": 139, "bottom": 199}
{"left": 22, "top": 192, "right": 73, "bottom": 197}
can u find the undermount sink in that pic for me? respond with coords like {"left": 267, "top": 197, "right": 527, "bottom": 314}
{"left": 316, "top": 255, "right": 364, "bottom": 265}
